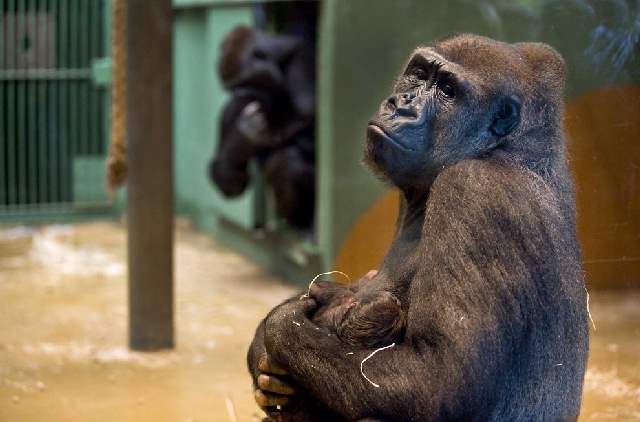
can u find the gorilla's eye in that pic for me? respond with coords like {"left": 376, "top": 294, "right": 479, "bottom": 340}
{"left": 412, "top": 67, "right": 429, "bottom": 81}
{"left": 437, "top": 78, "right": 456, "bottom": 98}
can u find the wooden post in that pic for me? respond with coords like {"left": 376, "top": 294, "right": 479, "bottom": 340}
{"left": 126, "top": 0, "right": 174, "bottom": 350}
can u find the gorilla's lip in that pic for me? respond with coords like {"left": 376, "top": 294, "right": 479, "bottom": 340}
{"left": 367, "top": 122, "right": 414, "bottom": 151}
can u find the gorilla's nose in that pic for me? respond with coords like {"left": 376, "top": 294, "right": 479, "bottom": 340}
{"left": 387, "top": 93, "right": 419, "bottom": 118}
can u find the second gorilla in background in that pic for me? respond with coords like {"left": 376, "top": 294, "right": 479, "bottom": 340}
{"left": 209, "top": 25, "right": 316, "bottom": 229}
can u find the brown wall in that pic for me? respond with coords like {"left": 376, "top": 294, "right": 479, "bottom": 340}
{"left": 566, "top": 84, "right": 640, "bottom": 289}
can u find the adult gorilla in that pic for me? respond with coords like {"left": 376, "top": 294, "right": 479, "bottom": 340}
{"left": 248, "top": 34, "right": 589, "bottom": 421}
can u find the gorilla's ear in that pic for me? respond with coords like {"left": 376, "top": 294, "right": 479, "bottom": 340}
{"left": 514, "top": 42, "right": 566, "bottom": 93}
{"left": 490, "top": 96, "right": 521, "bottom": 137}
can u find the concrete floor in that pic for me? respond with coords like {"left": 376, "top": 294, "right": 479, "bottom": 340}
{"left": 0, "top": 221, "right": 638, "bottom": 421}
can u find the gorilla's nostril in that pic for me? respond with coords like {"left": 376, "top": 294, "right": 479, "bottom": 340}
{"left": 399, "top": 92, "right": 416, "bottom": 105}
{"left": 385, "top": 94, "right": 417, "bottom": 117}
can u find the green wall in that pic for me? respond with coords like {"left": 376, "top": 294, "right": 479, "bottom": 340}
{"left": 173, "top": 6, "right": 256, "bottom": 233}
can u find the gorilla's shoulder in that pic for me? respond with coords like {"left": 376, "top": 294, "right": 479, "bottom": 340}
{"left": 430, "top": 158, "right": 559, "bottom": 222}
{"left": 436, "top": 158, "right": 543, "bottom": 191}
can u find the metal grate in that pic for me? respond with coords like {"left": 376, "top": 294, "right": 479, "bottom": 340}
{"left": 0, "top": 0, "right": 109, "bottom": 215}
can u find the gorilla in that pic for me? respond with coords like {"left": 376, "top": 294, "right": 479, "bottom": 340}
{"left": 247, "top": 34, "right": 589, "bottom": 421}
{"left": 209, "top": 25, "right": 316, "bottom": 229}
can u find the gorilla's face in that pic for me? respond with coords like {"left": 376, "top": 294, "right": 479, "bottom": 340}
{"left": 365, "top": 39, "right": 523, "bottom": 191}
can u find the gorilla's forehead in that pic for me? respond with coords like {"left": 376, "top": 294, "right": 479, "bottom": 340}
{"left": 412, "top": 35, "right": 524, "bottom": 77}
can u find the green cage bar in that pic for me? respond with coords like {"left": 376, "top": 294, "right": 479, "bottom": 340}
{"left": 27, "top": 0, "right": 37, "bottom": 205}
{"left": 17, "top": 0, "right": 26, "bottom": 205}
{"left": 36, "top": 0, "right": 47, "bottom": 205}
{"left": 0, "top": 0, "right": 112, "bottom": 220}
{"left": 0, "top": 4, "right": 5, "bottom": 205}
{"left": 7, "top": 0, "right": 17, "bottom": 207}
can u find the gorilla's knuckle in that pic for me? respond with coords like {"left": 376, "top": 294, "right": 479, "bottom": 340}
{"left": 257, "top": 354, "right": 269, "bottom": 373}
{"left": 257, "top": 374, "right": 271, "bottom": 390}
{"left": 254, "top": 389, "right": 268, "bottom": 407}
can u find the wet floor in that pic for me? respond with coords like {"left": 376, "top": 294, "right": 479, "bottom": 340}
{"left": 0, "top": 221, "right": 638, "bottom": 421}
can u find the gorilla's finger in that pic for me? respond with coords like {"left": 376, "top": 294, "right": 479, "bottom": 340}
{"left": 258, "top": 354, "right": 289, "bottom": 375}
{"left": 258, "top": 374, "right": 296, "bottom": 395}
{"left": 309, "top": 281, "right": 343, "bottom": 304}
{"left": 287, "top": 296, "right": 318, "bottom": 316}
{"left": 254, "top": 389, "right": 290, "bottom": 409}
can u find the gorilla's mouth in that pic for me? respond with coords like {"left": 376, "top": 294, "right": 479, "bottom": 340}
{"left": 367, "top": 123, "right": 414, "bottom": 151}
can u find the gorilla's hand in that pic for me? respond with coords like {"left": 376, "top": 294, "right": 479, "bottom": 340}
{"left": 308, "top": 280, "right": 353, "bottom": 305}
{"left": 236, "top": 101, "right": 270, "bottom": 145}
{"left": 307, "top": 269, "right": 378, "bottom": 306}
{"left": 247, "top": 303, "right": 300, "bottom": 414}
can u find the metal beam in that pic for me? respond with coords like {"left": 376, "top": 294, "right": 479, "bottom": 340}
{"left": 126, "top": 0, "right": 174, "bottom": 350}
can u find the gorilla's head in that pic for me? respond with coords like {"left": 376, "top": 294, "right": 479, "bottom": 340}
{"left": 365, "top": 34, "right": 565, "bottom": 192}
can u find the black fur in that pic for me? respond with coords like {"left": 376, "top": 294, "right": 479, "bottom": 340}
{"left": 312, "top": 282, "right": 405, "bottom": 349}
{"left": 248, "top": 34, "right": 588, "bottom": 421}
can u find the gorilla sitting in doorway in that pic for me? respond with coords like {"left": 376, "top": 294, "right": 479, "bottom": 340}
{"left": 209, "top": 25, "right": 316, "bottom": 229}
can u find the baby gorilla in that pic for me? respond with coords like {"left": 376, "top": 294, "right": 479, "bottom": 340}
{"left": 309, "top": 271, "right": 405, "bottom": 348}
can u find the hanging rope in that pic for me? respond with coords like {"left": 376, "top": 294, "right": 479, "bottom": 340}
{"left": 107, "top": 0, "right": 127, "bottom": 196}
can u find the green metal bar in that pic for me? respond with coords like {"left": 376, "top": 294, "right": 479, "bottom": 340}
{"left": 58, "top": 0, "right": 68, "bottom": 201}
{"left": 90, "top": 0, "right": 100, "bottom": 154}
{"left": 57, "top": 0, "right": 64, "bottom": 202}
{"left": 28, "top": 0, "right": 39, "bottom": 205}
{"left": 48, "top": 0, "right": 59, "bottom": 203}
{"left": 68, "top": 0, "right": 78, "bottom": 197}
{"left": 79, "top": 0, "right": 88, "bottom": 156}
{"left": 102, "top": 0, "right": 110, "bottom": 161}
{"left": 0, "top": 203, "right": 114, "bottom": 224}
{"left": 37, "top": 0, "right": 48, "bottom": 204}
{"left": 17, "top": 0, "right": 27, "bottom": 205}
{"left": 0, "top": 3, "right": 5, "bottom": 206}
{"left": 7, "top": 0, "right": 17, "bottom": 206}
{"left": 0, "top": 68, "right": 93, "bottom": 79}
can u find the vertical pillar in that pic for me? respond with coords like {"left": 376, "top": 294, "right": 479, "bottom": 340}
{"left": 126, "top": 0, "right": 174, "bottom": 350}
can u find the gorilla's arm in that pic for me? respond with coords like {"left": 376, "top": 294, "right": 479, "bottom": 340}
{"left": 264, "top": 158, "right": 563, "bottom": 420}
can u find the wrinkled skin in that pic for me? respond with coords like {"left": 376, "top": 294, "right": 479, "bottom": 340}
{"left": 248, "top": 34, "right": 588, "bottom": 421}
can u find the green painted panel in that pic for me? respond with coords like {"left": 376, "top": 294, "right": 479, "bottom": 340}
{"left": 73, "top": 155, "right": 108, "bottom": 204}
{"left": 91, "top": 57, "right": 112, "bottom": 86}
